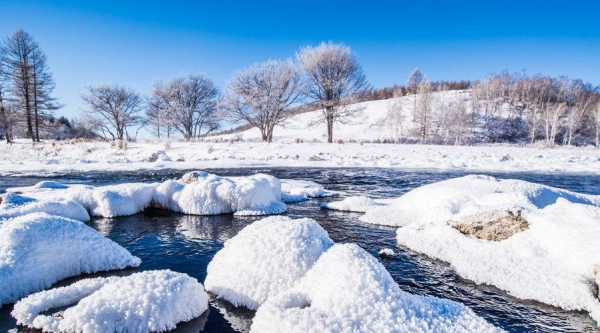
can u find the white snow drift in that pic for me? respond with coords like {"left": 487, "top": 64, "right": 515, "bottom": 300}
{"left": 0, "top": 213, "right": 141, "bottom": 306}
{"left": 155, "top": 172, "right": 286, "bottom": 216}
{"left": 251, "top": 243, "right": 503, "bottom": 333}
{"left": 12, "top": 270, "right": 208, "bottom": 333}
{"left": 360, "top": 175, "right": 600, "bottom": 325}
{"left": 205, "top": 216, "right": 334, "bottom": 310}
{"left": 0, "top": 192, "right": 90, "bottom": 222}
{"left": 6, "top": 172, "right": 288, "bottom": 218}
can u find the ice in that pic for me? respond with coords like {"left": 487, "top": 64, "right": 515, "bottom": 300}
{"left": 0, "top": 213, "right": 141, "bottom": 306}
{"left": 321, "top": 195, "right": 386, "bottom": 213}
{"left": 378, "top": 248, "right": 395, "bottom": 258}
{"left": 154, "top": 172, "right": 287, "bottom": 216}
{"left": 12, "top": 270, "right": 208, "bottom": 333}
{"left": 360, "top": 175, "right": 600, "bottom": 325}
{"left": 0, "top": 193, "right": 90, "bottom": 222}
{"left": 251, "top": 243, "right": 502, "bottom": 333}
{"left": 205, "top": 216, "right": 334, "bottom": 310}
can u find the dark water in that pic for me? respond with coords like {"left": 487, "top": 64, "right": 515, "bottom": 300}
{"left": 1, "top": 168, "right": 600, "bottom": 333}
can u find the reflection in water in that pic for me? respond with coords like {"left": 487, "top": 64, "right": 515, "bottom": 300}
{"left": 2, "top": 168, "right": 600, "bottom": 333}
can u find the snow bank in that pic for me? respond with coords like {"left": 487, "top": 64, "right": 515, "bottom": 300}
{"left": 251, "top": 243, "right": 502, "bottom": 333}
{"left": 205, "top": 216, "right": 334, "bottom": 310}
{"left": 155, "top": 172, "right": 286, "bottom": 216}
{"left": 12, "top": 270, "right": 208, "bottom": 333}
{"left": 321, "top": 195, "right": 386, "bottom": 213}
{"left": 8, "top": 182, "right": 157, "bottom": 218}
{"left": 361, "top": 175, "right": 600, "bottom": 325}
{"left": 280, "top": 179, "right": 339, "bottom": 202}
{"left": 0, "top": 193, "right": 90, "bottom": 222}
{"left": 0, "top": 213, "right": 141, "bottom": 306}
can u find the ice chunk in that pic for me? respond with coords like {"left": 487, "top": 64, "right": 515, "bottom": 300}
{"left": 360, "top": 175, "right": 600, "bottom": 325}
{"left": 12, "top": 270, "right": 208, "bottom": 333}
{"left": 0, "top": 193, "right": 90, "bottom": 222}
{"left": 205, "top": 216, "right": 334, "bottom": 310}
{"left": 378, "top": 248, "right": 395, "bottom": 258}
{"left": 0, "top": 213, "right": 141, "bottom": 306}
{"left": 251, "top": 243, "right": 502, "bottom": 333}
{"left": 155, "top": 173, "right": 286, "bottom": 216}
{"left": 280, "top": 179, "right": 339, "bottom": 198}
{"left": 321, "top": 195, "right": 386, "bottom": 213}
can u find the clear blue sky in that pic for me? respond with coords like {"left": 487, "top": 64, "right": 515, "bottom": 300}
{"left": 1, "top": 0, "right": 599, "bottom": 120}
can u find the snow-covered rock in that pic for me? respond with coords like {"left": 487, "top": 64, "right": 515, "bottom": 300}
{"left": 0, "top": 213, "right": 141, "bottom": 306}
{"left": 12, "top": 270, "right": 208, "bottom": 333}
{"left": 7, "top": 182, "right": 157, "bottom": 218}
{"left": 321, "top": 195, "right": 386, "bottom": 213}
{"left": 251, "top": 243, "right": 502, "bottom": 333}
{"left": 155, "top": 172, "right": 286, "bottom": 216}
{"left": 361, "top": 175, "right": 600, "bottom": 325}
{"left": 205, "top": 216, "right": 334, "bottom": 310}
{"left": 378, "top": 248, "right": 395, "bottom": 258}
{"left": 0, "top": 192, "right": 90, "bottom": 222}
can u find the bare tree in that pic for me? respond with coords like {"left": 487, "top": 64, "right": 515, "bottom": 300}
{"left": 1, "top": 29, "right": 59, "bottom": 141}
{"left": 296, "top": 42, "right": 370, "bottom": 143}
{"left": 379, "top": 99, "right": 405, "bottom": 142}
{"left": 145, "top": 96, "right": 174, "bottom": 139}
{"left": 223, "top": 60, "right": 302, "bottom": 142}
{"left": 150, "top": 74, "right": 219, "bottom": 140}
{"left": 592, "top": 97, "right": 600, "bottom": 147}
{"left": 413, "top": 77, "right": 433, "bottom": 142}
{"left": 0, "top": 49, "right": 13, "bottom": 143}
{"left": 564, "top": 79, "right": 598, "bottom": 145}
{"left": 81, "top": 84, "right": 144, "bottom": 140}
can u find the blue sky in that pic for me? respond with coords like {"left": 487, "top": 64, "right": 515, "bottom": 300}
{"left": 1, "top": 0, "right": 599, "bottom": 120}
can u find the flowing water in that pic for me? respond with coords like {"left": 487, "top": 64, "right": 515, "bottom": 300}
{"left": 1, "top": 168, "right": 599, "bottom": 333}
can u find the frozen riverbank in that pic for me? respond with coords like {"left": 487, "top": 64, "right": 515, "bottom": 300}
{"left": 1, "top": 140, "right": 600, "bottom": 175}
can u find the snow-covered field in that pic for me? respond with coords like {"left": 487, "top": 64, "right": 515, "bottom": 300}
{"left": 2, "top": 139, "right": 600, "bottom": 175}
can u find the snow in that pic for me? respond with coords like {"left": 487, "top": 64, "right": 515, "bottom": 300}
{"left": 360, "top": 175, "right": 600, "bottom": 325}
{"left": 321, "top": 195, "right": 386, "bottom": 213}
{"left": 205, "top": 216, "right": 334, "bottom": 310}
{"left": 0, "top": 213, "right": 141, "bottom": 306}
{"left": 280, "top": 179, "right": 339, "bottom": 199}
{"left": 6, "top": 173, "right": 287, "bottom": 218}
{"left": 2, "top": 139, "right": 600, "bottom": 175}
{"left": 251, "top": 243, "right": 502, "bottom": 333}
{"left": 0, "top": 192, "right": 90, "bottom": 222}
{"left": 378, "top": 248, "right": 395, "bottom": 258}
{"left": 12, "top": 270, "right": 208, "bottom": 333}
{"left": 156, "top": 173, "right": 286, "bottom": 216}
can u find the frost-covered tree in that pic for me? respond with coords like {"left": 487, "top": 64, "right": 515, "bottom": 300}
{"left": 81, "top": 84, "right": 144, "bottom": 140}
{"left": 592, "top": 98, "right": 600, "bottom": 147}
{"left": 406, "top": 68, "right": 424, "bottom": 95}
{"left": 1, "top": 29, "right": 60, "bottom": 141}
{"left": 223, "top": 60, "right": 302, "bottom": 142}
{"left": 150, "top": 74, "right": 219, "bottom": 140}
{"left": 564, "top": 80, "right": 598, "bottom": 145}
{"left": 381, "top": 99, "right": 405, "bottom": 142}
{"left": 296, "top": 42, "right": 370, "bottom": 143}
{"left": 145, "top": 96, "right": 174, "bottom": 139}
{"left": 413, "top": 77, "right": 433, "bottom": 142}
{"left": 0, "top": 49, "right": 13, "bottom": 143}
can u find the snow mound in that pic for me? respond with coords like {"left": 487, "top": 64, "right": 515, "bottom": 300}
{"left": 280, "top": 179, "right": 339, "bottom": 200}
{"left": 0, "top": 213, "right": 141, "bottom": 306}
{"left": 361, "top": 175, "right": 600, "bottom": 325}
{"left": 155, "top": 173, "right": 286, "bottom": 216}
{"left": 251, "top": 243, "right": 502, "bottom": 333}
{"left": 205, "top": 216, "right": 334, "bottom": 310}
{"left": 0, "top": 193, "right": 90, "bottom": 222}
{"left": 321, "top": 195, "right": 386, "bottom": 213}
{"left": 12, "top": 270, "right": 208, "bottom": 333}
{"left": 8, "top": 181, "right": 157, "bottom": 218}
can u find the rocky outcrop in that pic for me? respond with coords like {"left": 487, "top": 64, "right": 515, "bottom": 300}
{"left": 449, "top": 210, "right": 528, "bottom": 241}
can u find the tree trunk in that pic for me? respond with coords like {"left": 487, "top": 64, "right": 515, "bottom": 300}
{"left": 326, "top": 107, "right": 334, "bottom": 143}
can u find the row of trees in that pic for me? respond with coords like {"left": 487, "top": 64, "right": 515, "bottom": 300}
{"left": 82, "top": 42, "right": 370, "bottom": 143}
{"left": 0, "top": 29, "right": 61, "bottom": 143}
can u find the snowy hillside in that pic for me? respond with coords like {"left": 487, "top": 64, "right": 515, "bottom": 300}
{"left": 217, "top": 90, "right": 471, "bottom": 143}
